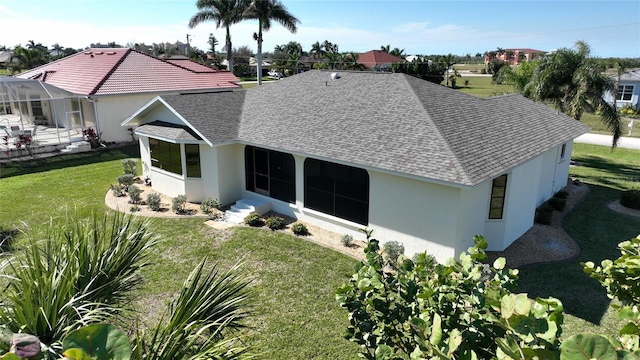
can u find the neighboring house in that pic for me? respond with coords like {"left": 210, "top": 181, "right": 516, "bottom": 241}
{"left": 122, "top": 70, "right": 589, "bottom": 262}
{"left": 0, "top": 51, "right": 14, "bottom": 68}
{"left": 14, "top": 48, "right": 239, "bottom": 142}
{"left": 357, "top": 50, "right": 404, "bottom": 69}
{"left": 485, "top": 48, "right": 546, "bottom": 65}
{"left": 604, "top": 69, "right": 640, "bottom": 109}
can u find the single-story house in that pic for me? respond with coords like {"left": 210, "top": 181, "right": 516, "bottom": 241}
{"left": 357, "top": 50, "right": 404, "bottom": 69}
{"left": 14, "top": 48, "right": 239, "bottom": 142}
{"left": 122, "top": 70, "right": 589, "bottom": 262}
{"left": 604, "top": 69, "right": 640, "bottom": 109}
{"left": 484, "top": 48, "right": 546, "bottom": 65}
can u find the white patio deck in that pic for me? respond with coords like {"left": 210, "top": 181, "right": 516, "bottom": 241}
{"left": 0, "top": 114, "right": 86, "bottom": 159}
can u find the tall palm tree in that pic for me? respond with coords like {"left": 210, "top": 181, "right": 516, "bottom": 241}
{"left": 525, "top": 41, "right": 622, "bottom": 146}
{"left": 344, "top": 52, "right": 365, "bottom": 71}
{"left": 207, "top": 33, "right": 219, "bottom": 56}
{"left": 390, "top": 47, "right": 406, "bottom": 60}
{"left": 310, "top": 41, "right": 325, "bottom": 60}
{"left": 244, "top": 0, "right": 299, "bottom": 85}
{"left": 189, "top": 0, "right": 247, "bottom": 73}
{"left": 380, "top": 44, "right": 390, "bottom": 53}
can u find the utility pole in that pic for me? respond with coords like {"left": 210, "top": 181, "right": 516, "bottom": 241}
{"left": 186, "top": 34, "right": 191, "bottom": 57}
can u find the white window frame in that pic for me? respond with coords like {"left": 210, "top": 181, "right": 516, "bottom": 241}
{"left": 617, "top": 85, "right": 634, "bottom": 101}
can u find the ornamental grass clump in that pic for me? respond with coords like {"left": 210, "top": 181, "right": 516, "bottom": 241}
{"left": 0, "top": 213, "right": 156, "bottom": 347}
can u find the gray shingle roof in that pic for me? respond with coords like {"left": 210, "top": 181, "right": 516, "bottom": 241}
{"left": 150, "top": 70, "right": 589, "bottom": 187}
{"left": 136, "top": 120, "right": 201, "bottom": 141}
{"left": 159, "top": 91, "right": 245, "bottom": 144}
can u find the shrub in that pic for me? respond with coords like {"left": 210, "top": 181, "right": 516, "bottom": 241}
{"left": 110, "top": 184, "right": 125, "bottom": 197}
{"left": 341, "top": 234, "right": 354, "bottom": 247}
{"left": 200, "top": 197, "right": 221, "bottom": 215}
{"left": 291, "top": 222, "right": 309, "bottom": 236}
{"left": 128, "top": 185, "right": 142, "bottom": 204}
{"left": 620, "top": 190, "right": 640, "bottom": 210}
{"left": 122, "top": 158, "right": 137, "bottom": 175}
{"left": 548, "top": 197, "right": 566, "bottom": 212}
{"left": 146, "top": 193, "right": 162, "bottom": 211}
{"left": 265, "top": 216, "right": 285, "bottom": 231}
{"left": 554, "top": 190, "right": 569, "bottom": 199}
{"left": 382, "top": 241, "right": 405, "bottom": 268}
{"left": 117, "top": 174, "right": 135, "bottom": 190}
{"left": 535, "top": 202, "right": 554, "bottom": 225}
{"left": 244, "top": 212, "right": 265, "bottom": 227}
{"left": 172, "top": 195, "right": 187, "bottom": 214}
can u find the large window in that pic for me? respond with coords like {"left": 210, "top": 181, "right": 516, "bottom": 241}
{"left": 150, "top": 138, "right": 182, "bottom": 175}
{"left": 245, "top": 145, "right": 295, "bottom": 203}
{"left": 617, "top": 85, "right": 634, "bottom": 101}
{"left": 488, "top": 174, "right": 508, "bottom": 219}
{"left": 185, "top": 144, "right": 201, "bottom": 178}
{"left": 304, "top": 158, "right": 369, "bottom": 225}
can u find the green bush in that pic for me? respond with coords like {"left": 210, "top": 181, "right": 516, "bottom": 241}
{"left": 265, "top": 216, "right": 285, "bottom": 231}
{"left": 117, "top": 174, "right": 135, "bottom": 189}
{"left": 172, "top": 195, "right": 187, "bottom": 214}
{"left": 110, "top": 184, "right": 125, "bottom": 197}
{"left": 244, "top": 212, "right": 265, "bottom": 227}
{"left": 200, "top": 197, "right": 220, "bottom": 215}
{"left": 291, "top": 222, "right": 309, "bottom": 236}
{"left": 146, "top": 193, "right": 162, "bottom": 211}
{"left": 128, "top": 185, "right": 142, "bottom": 204}
{"left": 382, "top": 240, "right": 405, "bottom": 268}
{"left": 554, "top": 190, "right": 569, "bottom": 199}
{"left": 620, "top": 190, "right": 640, "bottom": 210}
{"left": 341, "top": 234, "right": 353, "bottom": 247}
{"left": 548, "top": 197, "right": 566, "bottom": 211}
{"left": 535, "top": 202, "right": 554, "bottom": 225}
{"left": 121, "top": 158, "right": 137, "bottom": 175}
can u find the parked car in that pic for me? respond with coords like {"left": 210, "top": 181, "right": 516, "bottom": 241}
{"left": 268, "top": 70, "right": 283, "bottom": 78}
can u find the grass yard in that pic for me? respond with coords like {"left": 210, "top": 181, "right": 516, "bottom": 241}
{"left": 516, "top": 143, "right": 640, "bottom": 337}
{"left": 1, "top": 143, "right": 639, "bottom": 353}
{"left": 579, "top": 112, "right": 640, "bottom": 137}
{"left": 454, "top": 75, "right": 515, "bottom": 98}
{"left": 0, "top": 146, "right": 360, "bottom": 359}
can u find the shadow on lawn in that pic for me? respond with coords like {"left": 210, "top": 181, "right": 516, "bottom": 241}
{"left": 574, "top": 155, "right": 640, "bottom": 185}
{"left": 516, "top": 184, "right": 640, "bottom": 324}
{"left": 0, "top": 143, "right": 140, "bottom": 179}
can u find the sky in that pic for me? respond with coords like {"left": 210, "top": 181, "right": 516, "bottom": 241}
{"left": 0, "top": 0, "right": 638, "bottom": 58}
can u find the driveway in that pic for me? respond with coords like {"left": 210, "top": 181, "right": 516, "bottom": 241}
{"left": 575, "top": 133, "right": 640, "bottom": 150}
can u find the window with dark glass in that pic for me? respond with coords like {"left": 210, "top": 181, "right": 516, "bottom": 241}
{"left": 244, "top": 145, "right": 295, "bottom": 203}
{"left": 304, "top": 158, "right": 369, "bottom": 225}
{"left": 488, "top": 174, "right": 508, "bottom": 219}
{"left": 617, "top": 85, "right": 634, "bottom": 101}
{"left": 149, "top": 138, "right": 182, "bottom": 175}
{"left": 185, "top": 144, "right": 201, "bottom": 178}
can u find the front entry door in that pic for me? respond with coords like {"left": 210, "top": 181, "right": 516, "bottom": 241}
{"left": 254, "top": 148, "right": 270, "bottom": 196}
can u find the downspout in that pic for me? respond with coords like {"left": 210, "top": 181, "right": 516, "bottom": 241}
{"left": 85, "top": 96, "right": 100, "bottom": 137}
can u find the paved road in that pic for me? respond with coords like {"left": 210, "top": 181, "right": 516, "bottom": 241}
{"left": 575, "top": 133, "right": 640, "bottom": 150}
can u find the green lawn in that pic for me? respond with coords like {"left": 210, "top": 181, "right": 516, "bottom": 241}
{"left": 454, "top": 75, "right": 515, "bottom": 98}
{"left": 516, "top": 143, "right": 640, "bottom": 337}
{"left": 0, "top": 146, "right": 360, "bottom": 359}
{"left": 1, "top": 142, "right": 638, "bottom": 354}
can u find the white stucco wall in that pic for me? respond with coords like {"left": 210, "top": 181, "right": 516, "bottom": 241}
{"left": 536, "top": 142, "right": 572, "bottom": 206}
{"left": 215, "top": 143, "right": 244, "bottom": 206}
{"left": 484, "top": 155, "right": 543, "bottom": 250}
{"left": 96, "top": 94, "right": 157, "bottom": 142}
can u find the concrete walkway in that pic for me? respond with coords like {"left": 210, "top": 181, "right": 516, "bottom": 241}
{"left": 575, "top": 133, "right": 640, "bottom": 150}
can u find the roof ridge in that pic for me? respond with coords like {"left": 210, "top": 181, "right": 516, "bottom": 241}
{"left": 400, "top": 73, "right": 473, "bottom": 185}
{"left": 88, "top": 48, "right": 132, "bottom": 95}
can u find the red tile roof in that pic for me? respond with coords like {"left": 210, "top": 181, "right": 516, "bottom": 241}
{"left": 357, "top": 50, "right": 404, "bottom": 68}
{"left": 17, "top": 48, "right": 239, "bottom": 96}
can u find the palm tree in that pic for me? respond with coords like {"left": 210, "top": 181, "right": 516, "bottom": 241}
{"left": 9, "top": 46, "right": 47, "bottom": 74}
{"left": 344, "top": 52, "right": 365, "bottom": 71}
{"left": 189, "top": 0, "right": 247, "bottom": 73}
{"left": 380, "top": 44, "right": 390, "bottom": 53}
{"left": 207, "top": 33, "right": 219, "bottom": 56}
{"left": 243, "top": 0, "right": 299, "bottom": 85}
{"left": 310, "top": 41, "right": 325, "bottom": 60}
{"left": 325, "top": 51, "right": 343, "bottom": 70}
{"left": 390, "top": 47, "right": 406, "bottom": 60}
{"left": 322, "top": 40, "right": 338, "bottom": 54}
{"left": 525, "top": 41, "right": 622, "bottom": 146}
